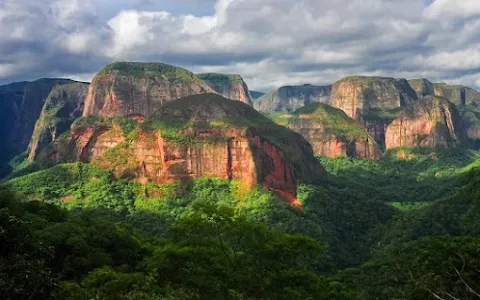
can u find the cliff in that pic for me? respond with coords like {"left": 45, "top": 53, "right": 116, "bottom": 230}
{"left": 0, "top": 78, "right": 77, "bottom": 163}
{"left": 408, "top": 78, "right": 435, "bottom": 98}
{"left": 254, "top": 84, "right": 332, "bottom": 112}
{"left": 330, "top": 76, "right": 418, "bottom": 120}
{"left": 385, "top": 96, "right": 467, "bottom": 149}
{"left": 197, "top": 73, "right": 253, "bottom": 105}
{"left": 40, "top": 93, "right": 324, "bottom": 201}
{"left": 28, "top": 83, "right": 89, "bottom": 161}
{"left": 82, "top": 62, "right": 215, "bottom": 118}
{"left": 269, "top": 103, "right": 381, "bottom": 158}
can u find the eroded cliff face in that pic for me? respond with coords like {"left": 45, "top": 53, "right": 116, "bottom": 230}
{"left": 281, "top": 103, "right": 381, "bottom": 159}
{"left": 408, "top": 78, "right": 435, "bottom": 98}
{"left": 28, "top": 83, "right": 89, "bottom": 162}
{"left": 40, "top": 94, "right": 324, "bottom": 202}
{"left": 385, "top": 96, "right": 467, "bottom": 149}
{"left": 83, "top": 62, "right": 215, "bottom": 118}
{"left": 331, "top": 76, "right": 417, "bottom": 120}
{"left": 0, "top": 79, "right": 77, "bottom": 165}
{"left": 254, "top": 84, "right": 332, "bottom": 112}
{"left": 433, "top": 83, "right": 480, "bottom": 108}
{"left": 197, "top": 73, "right": 253, "bottom": 105}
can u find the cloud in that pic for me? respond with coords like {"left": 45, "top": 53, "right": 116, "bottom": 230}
{"left": 1, "top": 0, "right": 480, "bottom": 91}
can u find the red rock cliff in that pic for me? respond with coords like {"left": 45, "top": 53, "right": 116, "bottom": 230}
{"left": 82, "top": 62, "right": 215, "bottom": 118}
{"left": 43, "top": 94, "right": 324, "bottom": 200}
{"left": 331, "top": 76, "right": 417, "bottom": 120}
{"left": 282, "top": 103, "right": 381, "bottom": 159}
{"left": 385, "top": 96, "right": 467, "bottom": 149}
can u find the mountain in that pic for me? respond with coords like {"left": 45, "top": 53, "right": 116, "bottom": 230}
{"left": 385, "top": 95, "right": 467, "bottom": 149}
{"left": 331, "top": 76, "right": 418, "bottom": 120}
{"left": 408, "top": 78, "right": 436, "bottom": 98}
{"left": 249, "top": 90, "right": 265, "bottom": 100}
{"left": 330, "top": 76, "right": 418, "bottom": 148}
{"left": 254, "top": 84, "right": 332, "bottom": 112}
{"left": 28, "top": 83, "right": 89, "bottom": 162}
{"left": 37, "top": 93, "right": 324, "bottom": 202}
{"left": 409, "top": 78, "right": 480, "bottom": 143}
{"left": 82, "top": 62, "right": 215, "bottom": 118}
{"left": 269, "top": 103, "right": 381, "bottom": 158}
{"left": 197, "top": 73, "right": 252, "bottom": 105}
{"left": 0, "top": 78, "right": 78, "bottom": 165}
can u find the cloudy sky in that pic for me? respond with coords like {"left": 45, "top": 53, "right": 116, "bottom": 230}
{"left": 1, "top": 0, "right": 480, "bottom": 91}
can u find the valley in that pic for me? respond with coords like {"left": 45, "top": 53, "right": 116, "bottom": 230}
{"left": 1, "top": 62, "right": 480, "bottom": 299}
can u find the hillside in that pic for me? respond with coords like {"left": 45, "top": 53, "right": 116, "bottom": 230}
{"left": 0, "top": 78, "right": 81, "bottom": 175}
{"left": 3, "top": 69, "right": 480, "bottom": 300}
{"left": 268, "top": 103, "right": 381, "bottom": 158}
{"left": 33, "top": 93, "right": 324, "bottom": 202}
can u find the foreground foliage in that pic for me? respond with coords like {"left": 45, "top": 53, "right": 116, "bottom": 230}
{"left": 2, "top": 149, "right": 480, "bottom": 299}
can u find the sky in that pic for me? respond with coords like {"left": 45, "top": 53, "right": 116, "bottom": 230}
{"left": 1, "top": 0, "right": 480, "bottom": 91}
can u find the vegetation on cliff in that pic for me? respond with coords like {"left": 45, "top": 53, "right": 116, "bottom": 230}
{"left": 2, "top": 143, "right": 480, "bottom": 299}
{"left": 97, "top": 62, "right": 198, "bottom": 82}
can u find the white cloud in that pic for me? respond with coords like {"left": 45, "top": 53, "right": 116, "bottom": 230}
{"left": 1, "top": 0, "right": 480, "bottom": 92}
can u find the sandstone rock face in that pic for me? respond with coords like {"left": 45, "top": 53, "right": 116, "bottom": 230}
{"left": 82, "top": 62, "right": 215, "bottom": 118}
{"left": 408, "top": 78, "right": 435, "bottom": 98}
{"left": 331, "top": 76, "right": 417, "bottom": 120}
{"left": 197, "top": 73, "right": 253, "bottom": 105}
{"left": 40, "top": 123, "right": 126, "bottom": 163}
{"left": 385, "top": 96, "right": 466, "bottom": 149}
{"left": 44, "top": 94, "right": 324, "bottom": 200}
{"left": 254, "top": 84, "right": 332, "bottom": 112}
{"left": 0, "top": 78, "right": 77, "bottom": 163}
{"left": 280, "top": 103, "right": 381, "bottom": 159}
{"left": 28, "top": 83, "right": 89, "bottom": 161}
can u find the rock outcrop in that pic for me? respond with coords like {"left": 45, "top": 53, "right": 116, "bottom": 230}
{"left": 40, "top": 94, "right": 324, "bottom": 201}
{"left": 0, "top": 78, "right": 77, "bottom": 164}
{"left": 254, "top": 84, "right": 332, "bottom": 112}
{"left": 331, "top": 76, "right": 418, "bottom": 120}
{"left": 82, "top": 62, "right": 215, "bottom": 118}
{"left": 408, "top": 78, "right": 435, "bottom": 98}
{"left": 433, "top": 83, "right": 480, "bottom": 108}
{"left": 28, "top": 83, "right": 89, "bottom": 161}
{"left": 385, "top": 96, "right": 466, "bottom": 149}
{"left": 272, "top": 103, "right": 381, "bottom": 158}
{"left": 197, "top": 73, "right": 253, "bottom": 105}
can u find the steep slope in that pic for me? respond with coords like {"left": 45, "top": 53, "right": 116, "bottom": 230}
{"left": 0, "top": 78, "right": 77, "bottom": 163}
{"left": 409, "top": 79, "right": 480, "bottom": 142}
{"left": 197, "top": 73, "right": 253, "bottom": 105}
{"left": 385, "top": 96, "right": 467, "bottom": 149}
{"left": 28, "top": 83, "right": 89, "bottom": 161}
{"left": 82, "top": 62, "right": 215, "bottom": 118}
{"left": 254, "top": 84, "right": 332, "bottom": 112}
{"left": 331, "top": 76, "right": 418, "bottom": 120}
{"left": 286, "top": 103, "right": 381, "bottom": 158}
{"left": 330, "top": 76, "right": 418, "bottom": 147}
{"left": 39, "top": 93, "right": 324, "bottom": 201}
{"left": 408, "top": 78, "right": 435, "bottom": 98}
{"left": 433, "top": 83, "right": 480, "bottom": 108}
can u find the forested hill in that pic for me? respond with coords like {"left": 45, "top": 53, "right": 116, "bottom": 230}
{"left": 1, "top": 62, "right": 480, "bottom": 299}
{"left": 2, "top": 148, "right": 480, "bottom": 299}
